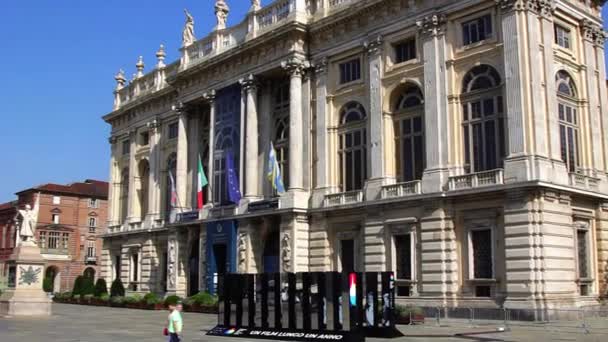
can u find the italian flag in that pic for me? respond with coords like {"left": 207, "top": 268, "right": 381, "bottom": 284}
{"left": 197, "top": 155, "right": 208, "bottom": 209}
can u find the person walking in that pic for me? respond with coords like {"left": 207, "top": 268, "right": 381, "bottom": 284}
{"left": 167, "top": 302, "right": 183, "bottom": 342}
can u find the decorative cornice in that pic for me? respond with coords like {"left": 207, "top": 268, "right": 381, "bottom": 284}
{"left": 364, "top": 35, "right": 383, "bottom": 56}
{"left": 495, "top": 0, "right": 555, "bottom": 18}
{"left": 416, "top": 13, "right": 447, "bottom": 38}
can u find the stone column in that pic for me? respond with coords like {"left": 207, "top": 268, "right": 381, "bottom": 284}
{"left": 364, "top": 36, "right": 387, "bottom": 200}
{"left": 199, "top": 227, "right": 206, "bottom": 293}
{"left": 419, "top": 200, "right": 458, "bottom": 304}
{"left": 241, "top": 75, "right": 260, "bottom": 199}
{"left": 176, "top": 106, "right": 190, "bottom": 211}
{"left": 582, "top": 20, "right": 605, "bottom": 173}
{"left": 259, "top": 82, "right": 272, "bottom": 197}
{"left": 188, "top": 113, "right": 200, "bottom": 208}
{"left": 418, "top": 14, "right": 449, "bottom": 193}
{"left": 127, "top": 130, "right": 138, "bottom": 223}
{"left": 282, "top": 58, "right": 307, "bottom": 192}
{"left": 108, "top": 137, "right": 120, "bottom": 227}
{"left": 147, "top": 119, "right": 162, "bottom": 225}
{"left": 204, "top": 91, "right": 216, "bottom": 205}
{"left": 312, "top": 59, "right": 330, "bottom": 207}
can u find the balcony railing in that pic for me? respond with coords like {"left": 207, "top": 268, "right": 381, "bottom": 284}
{"left": 324, "top": 190, "right": 364, "bottom": 207}
{"left": 569, "top": 173, "right": 600, "bottom": 191}
{"left": 448, "top": 169, "right": 504, "bottom": 191}
{"left": 41, "top": 248, "right": 69, "bottom": 255}
{"left": 381, "top": 181, "right": 422, "bottom": 199}
{"left": 85, "top": 256, "right": 97, "bottom": 264}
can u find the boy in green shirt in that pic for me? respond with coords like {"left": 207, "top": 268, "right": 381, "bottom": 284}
{"left": 167, "top": 302, "right": 183, "bottom": 342}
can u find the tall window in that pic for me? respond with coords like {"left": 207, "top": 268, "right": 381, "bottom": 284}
{"left": 86, "top": 240, "right": 96, "bottom": 258}
{"left": 574, "top": 219, "right": 592, "bottom": 295}
{"left": 52, "top": 214, "right": 60, "bottom": 225}
{"left": 556, "top": 71, "right": 580, "bottom": 173}
{"left": 394, "top": 84, "right": 425, "bottom": 182}
{"left": 168, "top": 122, "right": 179, "bottom": 140}
{"left": 468, "top": 223, "right": 494, "bottom": 298}
{"left": 88, "top": 217, "right": 97, "bottom": 233}
{"left": 394, "top": 232, "right": 414, "bottom": 297}
{"left": 120, "top": 168, "right": 129, "bottom": 224}
{"left": 165, "top": 154, "right": 177, "bottom": 217}
{"left": 339, "top": 59, "right": 361, "bottom": 84}
{"left": 461, "top": 65, "right": 505, "bottom": 173}
{"left": 40, "top": 231, "right": 69, "bottom": 254}
{"left": 138, "top": 160, "right": 150, "bottom": 220}
{"left": 273, "top": 80, "right": 290, "bottom": 191}
{"left": 88, "top": 198, "right": 98, "bottom": 208}
{"left": 462, "top": 14, "right": 492, "bottom": 45}
{"left": 338, "top": 102, "right": 367, "bottom": 192}
{"left": 122, "top": 140, "right": 130, "bottom": 155}
{"left": 554, "top": 24, "right": 571, "bottom": 49}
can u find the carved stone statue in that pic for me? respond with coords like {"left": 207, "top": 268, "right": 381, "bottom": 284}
{"left": 182, "top": 9, "right": 196, "bottom": 47}
{"left": 281, "top": 233, "right": 291, "bottom": 272}
{"left": 167, "top": 239, "right": 176, "bottom": 289}
{"left": 251, "top": 0, "right": 261, "bottom": 11}
{"left": 238, "top": 233, "right": 247, "bottom": 271}
{"left": 15, "top": 195, "right": 40, "bottom": 246}
{"left": 215, "top": 0, "right": 230, "bottom": 30}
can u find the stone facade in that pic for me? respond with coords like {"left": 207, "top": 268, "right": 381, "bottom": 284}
{"left": 101, "top": 0, "right": 608, "bottom": 311}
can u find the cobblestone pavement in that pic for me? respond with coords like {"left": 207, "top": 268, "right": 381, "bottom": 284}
{"left": 0, "top": 304, "right": 606, "bottom": 341}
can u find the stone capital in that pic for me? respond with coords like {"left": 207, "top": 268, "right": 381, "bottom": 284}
{"left": 281, "top": 57, "right": 310, "bottom": 77}
{"left": 172, "top": 102, "right": 190, "bottom": 117}
{"left": 203, "top": 89, "right": 216, "bottom": 103}
{"left": 416, "top": 13, "right": 447, "bottom": 38}
{"left": 147, "top": 118, "right": 161, "bottom": 131}
{"left": 364, "top": 35, "right": 383, "bottom": 56}
{"left": 313, "top": 57, "right": 329, "bottom": 75}
{"left": 581, "top": 19, "right": 606, "bottom": 47}
{"left": 239, "top": 74, "right": 258, "bottom": 92}
{"left": 495, "top": 0, "right": 555, "bottom": 18}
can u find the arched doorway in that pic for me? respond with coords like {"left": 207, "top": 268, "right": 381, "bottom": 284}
{"left": 189, "top": 237, "right": 200, "bottom": 296}
{"left": 263, "top": 231, "right": 280, "bottom": 273}
{"left": 45, "top": 266, "right": 60, "bottom": 293}
{"left": 83, "top": 267, "right": 96, "bottom": 280}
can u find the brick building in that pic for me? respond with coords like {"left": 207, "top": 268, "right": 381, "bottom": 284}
{"left": 0, "top": 180, "right": 108, "bottom": 292}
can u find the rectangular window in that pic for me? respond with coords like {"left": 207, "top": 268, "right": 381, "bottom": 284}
{"left": 470, "top": 229, "right": 493, "bottom": 279}
{"left": 339, "top": 59, "right": 361, "bottom": 84}
{"left": 48, "top": 232, "right": 60, "bottom": 250}
{"left": 340, "top": 239, "right": 355, "bottom": 273}
{"left": 555, "top": 24, "right": 571, "bottom": 49}
{"left": 395, "top": 234, "right": 412, "bottom": 281}
{"left": 462, "top": 14, "right": 492, "bottom": 46}
{"left": 576, "top": 225, "right": 590, "bottom": 279}
{"left": 87, "top": 241, "right": 96, "bottom": 258}
{"left": 114, "top": 255, "right": 121, "bottom": 281}
{"left": 131, "top": 253, "right": 139, "bottom": 282}
{"left": 53, "top": 196, "right": 61, "bottom": 205}
{"left": 52, "top": 214, "right": 60, "bottom": 225}
{"left": 140, "top": 131, "right": 150, "bottom": 146}
{"left": 168, "top": 122, "right": 179, "bottom": 140}
{"left": 88, "top": 198, "right": 98, "bottom": 208}
{"left": 394, "top": 38, "right": 417, "bottom": 63}
{"left": 88, "top": 217, "right": 97, "bottom": 233}
{"left": 122, "top": 139, "right": 130, "bottom": 155}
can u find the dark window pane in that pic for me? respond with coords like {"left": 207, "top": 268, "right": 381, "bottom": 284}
{"left": 464, "top": 126, "right": 471, "bottom": 168}
{"left": 472, "top": 229, "right": 493, "bottom": 279}
{"left": 483, "top": 98, "right": 495, "bottom": 116}
{"left": 354, "top": 150, "right": 362, "bottom": 190}
{"left": 404, "top": 137, "right": 413, "bottom": 181}
{"left": 413, "top": 117, "right": 422, "bottom": 133}
{"left": 567, "top": 127, "right": 575, "bottom": 172}
{"left": 354, "top": 131, "right": 361, "bottom": 146}
{"left": 485, "top": 120, "right": 496, "bottom": 170}
{"left": 560, "top": 125, "right": 568, "bottom": 164}
{"left": 472, "top": 101, "right": 482, "bottom": 119}
{"left": 404, "top": 119, "right": 411, "bottom": 134}
{"left": 414, "top": 135, "right": 424, "bottom": 180}
{"left": 395, "top": 235, "right": 412, "bottom": 280}
{"left": 346, "top": 151, "right": 353, "bottom": 191}
{"left": 463, "top": 104, "right": 469, "bottom": 121}
{"left": 577, "top": 230, "right": 589, "bottom": 278}
{"left": 340, "top": 240, "right": 355, "bottom": 273}
{"left": 473, "top": 123, "right": 483, "bottom": 171}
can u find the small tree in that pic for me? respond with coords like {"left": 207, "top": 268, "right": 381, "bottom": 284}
{"left": 110, "top": 278, "right": 125, "bottom": 297}
{"left": 81, "top": 277, "right": 95, "bottom": 296}
{"left": 43, "top": 277, "right": 53, "bottom": 293}
{"left": 72, "top": 276, "right": 84, "bottom": 296}
{"left": 94, "top": 278, "right": 108, "bottom": 297}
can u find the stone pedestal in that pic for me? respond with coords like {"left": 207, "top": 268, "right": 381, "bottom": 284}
{"left": 0, "top": 242, "right": 52, "bottom": 317}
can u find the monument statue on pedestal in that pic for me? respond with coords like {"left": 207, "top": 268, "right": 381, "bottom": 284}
{"left": 182, "top": 9, "right": 196, "bottom": 48}
{"left": 215, "top": 0, "right": 230, "bottom": 30}
{"left": 0, "top": 194, "right": 51, "bottom": 317}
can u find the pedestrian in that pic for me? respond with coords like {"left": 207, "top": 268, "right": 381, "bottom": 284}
{"left": 167, "top": 301, "right": 183, "bottom": 342}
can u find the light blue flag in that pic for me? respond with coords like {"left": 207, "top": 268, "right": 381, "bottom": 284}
{"left": 267, "top": 142, "right": 286, "bottom": 194}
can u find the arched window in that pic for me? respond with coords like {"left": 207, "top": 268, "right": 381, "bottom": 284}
{"left": 556, "top": 71, "right": 579, "bottom": 173}
{"left": 273, "top": 80, "right": 290, "bottom": 192}
{"left": 119, "top": 168, "right": 129, "bottom": 224}
{"left": 394, "top": 84, "right": 425, "bottom": 182}
{"left": 165, "top": 154, "right": 177, "bottom": 218}
{"left": 338, "top": 102, "right": 367, "bottom": 191}
{"left": 461, "top": 65, "right": 506, "bottom": 173}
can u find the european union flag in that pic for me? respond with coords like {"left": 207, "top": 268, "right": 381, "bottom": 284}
{"left": 267, "top": 142, "right": 286, "bottom": 194}
{"left": 226, "top": 151, "right": 242, "bottom": 204}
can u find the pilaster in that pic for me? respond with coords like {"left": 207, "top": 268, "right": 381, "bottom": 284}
{"left": 188, "top": 112, "right": 200, "bottom": 208}
{"left": 204, "top": 91, "right": 216, "bottom": 206}
{"left": 146, "top": 119, "right": 162, "bottom": 225}
{"left": 127, "top": 130, "right": 138, "bottom": 223}
{"left": 364, "top": 36, "right": 389, "bottom": 201}
{"left": 108, "top": 136, "right": 120, "bottom": 227}
{"left": 309, "top": 214, "right": 331, "bottom": 272}
{"left": 312, "top": 58, "right": 334, "bottom": 207}
{"left": 418, "top": 14, "right": 450, "bottom": 193}
{"left": 597, "top": 203, "right": 608, "bottom": 299}
{"left": 175, "top": 104, "right": 190, "bottom": 211}
{"left": 363, "top": 211, "right": 386, "bottom": 272}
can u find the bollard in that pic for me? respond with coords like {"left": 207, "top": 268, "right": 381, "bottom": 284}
{"left": 502, "top": 308, "right": 510, "bottom": 332}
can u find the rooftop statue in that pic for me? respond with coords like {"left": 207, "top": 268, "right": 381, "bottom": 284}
{"left": 182, "top": 9, "right": 196, "bottom": 47}
{"left": 215, "top": 0, "right": 230, "bottom": 30}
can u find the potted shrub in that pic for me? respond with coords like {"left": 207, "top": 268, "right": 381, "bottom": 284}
{"left": 143, "top": 293, "right": 163, "bottom": 310}
{"left": 94, "top": 278, "right": 108, "bottom": 298}
{"left": 395, "top": 305, "right": 425, "bottom": 325}
{"left": 82, "top": 294, "right": 95, "bottom": 305}
{"left": 110, "top": 296, "right": 125, "bottom": 308}
{"left": 110, "top": 278, "right": 125, "bottom": 297}
{"left": 72, "top": 276, "right": 84, "bottom": 298}
{"left": 190, "top": 292, "right": 219, "bottom": 313}
{"left": 125, "top": 294, "right": 144, "bottom": 309}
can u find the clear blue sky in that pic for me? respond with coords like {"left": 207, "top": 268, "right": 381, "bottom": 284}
{"left": 0, "top": 2, "right": 606, "bottom": 203}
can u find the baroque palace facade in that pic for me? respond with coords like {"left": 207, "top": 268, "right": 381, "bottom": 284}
{"left": 102, "top": 0, "right": 608, "bottom": 311}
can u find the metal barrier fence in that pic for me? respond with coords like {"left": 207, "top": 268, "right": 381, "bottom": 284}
{"left": 423, "top": 306, "right": 608, "bottom": 336}
{"left": 207, "top": 272, "right": 401, "bottom": 341}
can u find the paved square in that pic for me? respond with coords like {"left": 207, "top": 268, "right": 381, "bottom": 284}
{"left": 0, "top": 304, "right": 606, "bottom": 341}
